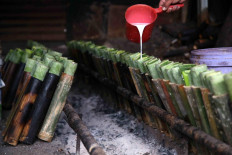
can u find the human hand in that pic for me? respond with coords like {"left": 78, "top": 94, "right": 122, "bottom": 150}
{"left": 159, "top": 0, "right": 185, "bottom": 13}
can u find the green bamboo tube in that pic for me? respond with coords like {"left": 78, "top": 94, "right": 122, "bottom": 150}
{"left": 155, "top": 60, "right": 172, "bottom": 79}
{"left": 224, "top": 72, "right": 232, "bottom": 102}
{"left": 38, "top": 62, "right": 77, "bottom": 142}
{"left": 184, "top": 86, "right": 202, "bottom": 128}
{"left": 212, "top": 94, "right": 232, "bottom": 145}
{"left": 169, "top": 83, "right": 187, "bottom": 118}
{"left": 177, "top": 85, "right": 196, "bottom": 126}
{"left": 32, "top": 55, "right": 41, "bottom": 61}
{"left": 200, "top": 70, "right": 215, "bottom": 88}
{"left": 147, "top": 59, "right": 161, "bottom": 79}
{"left": 200, "top": 88, "right": 221, "bottom": 140}
{"left": 207, "top": 72, "right": 227, "bottom": 95}
{"left": 32, "top": 46, "right": 46, "bottom": 57}
{"left": 192, "top": 86, "right": 211, "bottom": 134}
{"left": 163, "top": 63, "right": 181, "bottom": 81}
{"left": 2, "top": 59, "right": 36, "bottom": 137}
{"left": 182, "top": 70, "right": 192, "bottom": 86}
{"left": 4, "top": 63, "right": 48, "bottom": 146}
{"left": 43, "top": 54, "right": 55, "bottom": 67}
{"left": 204, "top": 71, "right": 220, "bottom": 91}
{"left": 190, "top": 64, "right": 208, "bottom": 87}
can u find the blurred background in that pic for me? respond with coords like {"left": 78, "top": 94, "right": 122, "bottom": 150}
{"left": 0, "top": 0, "right": 232, "bottom": 62}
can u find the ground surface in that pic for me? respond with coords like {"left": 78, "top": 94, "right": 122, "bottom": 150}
{"left": 0, "top": 74, "right": 188, "bottom": 155}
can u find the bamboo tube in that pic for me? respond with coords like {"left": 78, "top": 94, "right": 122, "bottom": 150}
{"left": 4, "top": 63, "right": 48, "bottom": 146}
{"left": 163, "top": 80, "right": 182, "bottom": 117}
{"left": 147, "top": 59, "right": 161, "bottom": 79}
{"left": 130, "top": 67, "right": 151, "bottom": 125}
{"left": 32, "top": 55, "right": 41, "bottom": 61}
{"left": 184, "top": 86, "right": 202, "bottom": 128}
{"left": 190, "top": 65, "right": 208, "bottom": 87}
{"left": 155, "top": 60, "right": 172, "bottom": 79}
{"left": 192, "top": 86, "right": 211, "bottom": 134}
{"left": 38, "top": 61, "right": 77, "bottom": 142}
{"left": 208, "top": 73, "right": 227, "bottom": 96}
{"left": 2, "top": 50, "right": 22, "bottom": 109}
{"left": 2, "top": 59, "right": 36, "bottom": 137}
{"left": 140, "top": 73, "right": 159, "bottom": 128}
{"left": 118, "top": 63, "right": 138, "bottom": 118}
{"left": 177, "top": 85, "right": 196, "bottom": 126}
{"left": 145, "top": 74, "right": 169, "bottom": 131}
{"left": 2, "top": 50, "right": 13, "bottom": 75}
{"left": 20, "top": 62, "right": 63, "bottom": 144}
{"left": 160, "top": 80, "right": 178, "bottom": 116}
{"left": 199, "top": 70, "right": 215, "bottom": 88}
{"left": 5, "top": 50, "right": 33, "bottom": 108}
{"left": 212, "top": 94, "right": 232, "bottom": 145}
{"left": 152, "top": 79, "right": 172, "bottom": 113}
{"left": 182, "top": 70, "right": 192, "bottom": 86}
{"left": 200, "top": 88, "right": 221, "bottom": 140}
{"left": 128, "top": 67, "right": 143, "bottom": 122}
{"left": 224, "top": 72, "right": 232, "bottom": 103}
{"left": 209, "top": 92, "right": 226, "bottom": 141}
{"left": 169, "top": 83, "right": 187, "bottom": 118}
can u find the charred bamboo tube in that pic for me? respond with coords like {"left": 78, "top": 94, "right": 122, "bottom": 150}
{"left": 212, "top": 94, "right": 232, "bottom": 145}
{"left": 79, "top": 64, "right": 232, "bottom": 155}
{"left": 184, "top": 86, "right": 202, "bottom": 128}
{"left": 128, "top": 67, "right": 143, "bottom": 122}
{"left": 1, "top": 59, "right": 36, "bottom": 137}
{"left": 160, "top": 80, "right": 178, "bottom": 116}
{"left": 177, "top": 85, "right": 196, "bottom": 126}
{"left": 2, "top": 50, "right": 13, "bottom": 75}
{"left": 169, "top": 83, "right": 187, "bottom": 118}
{"left": 129, "top": 67, "right": 151, "bottom": 125}
{"left": 38, "top": 61, "right": 77, "bottom": 142}
{"left": 2, "top": 50, "right": 22, "bottom": 109}
{"left": 209, "top": 93, "right": 227, "bottom": 142}
{"left": 192, "top": 87, "right": 211, "bottom": 134}
{"left": 224, "top": 72, "right": 232, "bottom": 103}
{"left": 64, "top": 103, "right": 106, "bottom": 155}
{"left": 4, "top": 63, "right": 48, "bottom": 146}
{"left": 146, "top": 74, "right": 169, "bottom": 131}
{"left": 5, "top": 50, "right": 33, "bottom": 109}
{"left": 20, "top": 62, "right": 63, "bottom": 144}
{"left": 152, "top": 79, "right": 172, "bottom": 113}
{"left": 201, "top": 88, "right": 221, "bottom": 140}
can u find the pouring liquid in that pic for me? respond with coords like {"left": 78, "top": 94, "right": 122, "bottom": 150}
{"left": 132, "top": 23, "right": 149, "bottom": 59}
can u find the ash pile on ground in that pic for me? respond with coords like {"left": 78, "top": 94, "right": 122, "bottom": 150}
{"left": 56, "top": 76, "right": 187, "bottom": 155}
{"left": 0, "top": 76, "right": 187, "bottom": 155}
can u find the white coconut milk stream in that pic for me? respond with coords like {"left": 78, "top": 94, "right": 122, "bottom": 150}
{"left": 132, "top": 23, "right": 149, "bottom": 59}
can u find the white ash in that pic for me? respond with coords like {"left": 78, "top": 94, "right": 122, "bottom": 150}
{"left": 55, "top": 81, "right": 179, "bottom": 155}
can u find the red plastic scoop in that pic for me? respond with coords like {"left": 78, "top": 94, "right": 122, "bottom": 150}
{"left": 125, "top": 4, "right": 184, "bottom": 43}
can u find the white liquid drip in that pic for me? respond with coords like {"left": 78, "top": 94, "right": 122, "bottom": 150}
{"left": 133, "top": 23, "right": 149, "bottom": 59}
